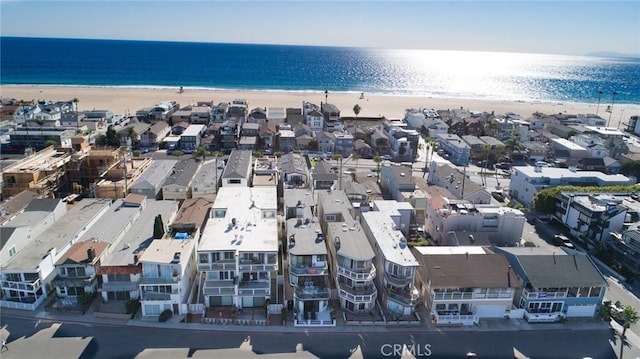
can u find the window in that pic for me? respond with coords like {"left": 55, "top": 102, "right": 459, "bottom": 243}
{"left": 263, "top": 210, "right": 275, "bottom": 218}
{"left": 229, "top": 179, "right": 241, "bottom": 184}
{"left": 8, "top": 247, "right": 16, "bottom": 257}
{"left": 199, "top": 253, "right": 209, "bottom": 264}
{"left": 589, "top": 287, "right": 601, "bottom": 297}
{"left": 224, "top": 251, "right": 234, "bottom": 260}
{"left": 213, "top": 209, "right": 227, "bottom": 218}
{"left": 108, "top": 274, "right": 129, "bottom": 282}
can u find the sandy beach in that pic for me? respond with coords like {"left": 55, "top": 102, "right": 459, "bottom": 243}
{"left": 2, "top": 85, "right": 638, "bottom": 127}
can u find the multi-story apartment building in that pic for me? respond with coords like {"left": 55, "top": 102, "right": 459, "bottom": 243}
{"left": 321, "top": 103, "right": 343, "bottom": 132}
{"left": 555, "top": 192, "right": 630, "bottom": 249}
{"left": 608, "top": 225, "right": 640, "bottom": 278}
{"left": 138, "top": 236, "right": 196, "bottom": 316}
{"left": 317, "top": 190, "right": 377, "bottom": 313}
{"left": 285, "top": 189, "right": 334, "bottom": 326}
{"left": 2, "top": 146, "right": 72, "bottom": 199}
{"left": 0, "top": 198, "right": 111, "bottom": 310}
{"left": 435, "top": 133, "right": 470, "bottom": 165}
{"left": 97, "top": 197, "right": 179, "bottom": 303}
{"left": 197, "top": 187, "right": 278, "bottom": 309}
{"left": 361, "top": 204, "right": 420, "bottom": 316}
{"left": 510, "top": 166, "right": 633, "bottom": 208}
{"left": 424, "top": 194, "right": 524, "bottom": 247}
{"left": 382, "top": 120, "right": 420, "bottom": 162}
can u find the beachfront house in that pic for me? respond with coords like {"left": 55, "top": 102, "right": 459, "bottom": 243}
{"left": 321, "top": 103, "right": 343, "bottom": 132}
{"left": 52, "top": 240, "right": 110, "bottom": 300}
{"left": 197, "top": 187, "right": 279, "bottom": 309}
{"left": 413, "top": 247, "right": 520, "bottom": 326}
{"left": 495, "top": 247, "right": 607, "bottom": 323}
{"left": 317, "top": 190, "right": 377, "bottom": 313}
{"left": 286, "top": 189, "right": 334, "bottom": 326}
{"left": 138, "top": 236, "right": 197, "bottom": 316}
{"left": 0, "top": 199, "right": 111, "bottom": 310}
{"left": 96, "top": 198, "right": 179, "bottom": 305}
{"left": 361, "top": 203, "right": 420, "bottom": 317}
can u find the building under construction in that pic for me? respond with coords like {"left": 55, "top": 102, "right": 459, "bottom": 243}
{"left": 1, "top": 146, "right": 72, "bottom": 199}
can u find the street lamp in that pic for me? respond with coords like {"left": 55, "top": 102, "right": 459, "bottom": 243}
{"left": 607, "top": 91, "right": 618, "bottom": 127}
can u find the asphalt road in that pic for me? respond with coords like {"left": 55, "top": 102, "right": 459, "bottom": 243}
{"left": 0, "top": 315, "right": 623, "bottom": 359}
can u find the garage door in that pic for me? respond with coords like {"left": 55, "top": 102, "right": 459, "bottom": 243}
{"left": 566, "top": 304, "right": 596, "bottom": 317}
{"left": 475, "top": 305, "right": 506, "bottom": 318}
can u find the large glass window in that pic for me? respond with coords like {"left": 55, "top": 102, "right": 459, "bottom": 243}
{"left": 199, "top": 253, "right": 209, "bottom": 264}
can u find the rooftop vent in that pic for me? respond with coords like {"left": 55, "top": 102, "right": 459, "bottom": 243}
{"left": 173, "top": 252, "right": 181, "bottom": 263}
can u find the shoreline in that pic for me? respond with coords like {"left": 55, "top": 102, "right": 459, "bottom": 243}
{"left": 2, "top": 85, "right": 638, "bottom": 129}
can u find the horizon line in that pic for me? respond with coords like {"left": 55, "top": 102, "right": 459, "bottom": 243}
{"left": 3, "top": 35, "right": 639, "bottom": 59}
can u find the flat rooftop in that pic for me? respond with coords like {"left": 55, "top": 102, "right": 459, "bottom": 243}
{"left": 100, "top": 200, "right": 179, "bottom": 267}
{"left": 138, "top": 238, "right": 196, "bottom": 265}
{"left": 199, "top": 187, "right": 278, "bottom": 253}
{"left": 514, "top": 166, "right": 632, "bottom": 182}
{"left": 75, "top": 199, "right": 144, "bottom": 245}
{"left": 285, "top": 189, "right": 325, "bottom": 256}
{"left": 361, "top": 211, "right": 418, "bottom": 267}
{"left": 2, "top": 198, "right": 112, "bottom": 271}
{"left": 327, "top": 219, "right": 374, "bottom": 261}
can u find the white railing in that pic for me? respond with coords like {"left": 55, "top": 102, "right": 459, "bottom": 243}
{"left": 338, "top": 264, "right": 376, "bottom": 281}
{"left": 433, "top": 312, "right": 479, "bottom": 326}
{"left": 432, "top": 292, "right": 473, "bottom": 300}
{"left": 523, "top": 289, "right": 566, "bottom": 299}
{"left": 2, "top": 279, "right": 41, "bottom": 292}
{"left": 338, "top": 287, "right": 377, "bottom": 303}
{"left": 524, "top": 311, "right": 561, "bottom": 323}
{"left": 294, "top": 318, "right": 336, "bottom": 327}
{"left": 197, "top": 261, "right": 236, "bottom": 271}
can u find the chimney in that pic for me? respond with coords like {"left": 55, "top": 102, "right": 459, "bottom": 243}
{"left": 87, "top": 247, "right": 95, "bottom": 261}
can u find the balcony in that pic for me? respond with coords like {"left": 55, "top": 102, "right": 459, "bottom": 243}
{"left": 290, "top": 264, "right": 328, "bottom": 276}
{"left": 386, "top": 285, "right": 419, "bottom": 306}
{"left": 384, "top": 272, "right": 413, "bottom": 288}
{"left": 432, "top": 291, "right": 473, "bottom": 301}
{"left": 522, "top": 289, "right": 566, "bottom": 299}
{"left": 139, "top": 276, "right": 181, "bottom": 284}
{"left": 141, "top": 291, "right": 176, "bottom": 301}
{"left": 338, "top": 286, "right": 377, "bottom": 304}
{"left": 1, "top": 279, "right": 41, "bottom": 292}
{"left": 238, "top": 281, "right": 269, "bottom": 296}
{"left": 337, "top": 264, "right": 376, "bottom": 281}
{"left": 239, "top": 263, "right": 277, "bottom": 272}
{"left": 198, "top": 260, "right": 236, "bottom": 272}
{"left": 202, "top": 279, "right": 235, "bottom": 295}
{"left": 294, "top": 284, "right": 330, "bottom": 300}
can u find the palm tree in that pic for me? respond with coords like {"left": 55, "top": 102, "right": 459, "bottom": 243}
{"left": 373, "top": 155, "right": 383, "bottom": 181}
{"left": 353, "top": 104, "right": 361, "bottom": 129}
{"left": 351, "top": 151, "right": 360, "bottom": 169}
{"left": 619, "top": 305, "right": 640, "bottom": 359}
{"left": 331, "top": 153, "right": 343, "bottom": 168}
{"left": 72, "top": 97, "right": 80, "bottom": 131}
{"left": 192, "top": 145, "right": 210, "bottom": 162}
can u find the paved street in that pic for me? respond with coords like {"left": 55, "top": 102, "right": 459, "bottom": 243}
{"left": 0, "top": 314, "right": 626, "bottom": 359}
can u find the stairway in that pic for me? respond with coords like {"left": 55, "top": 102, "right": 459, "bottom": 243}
{"left": 270, "top": 275, "right": 281, "bottom": 304}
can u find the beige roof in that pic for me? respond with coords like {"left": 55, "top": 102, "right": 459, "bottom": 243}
{"left": 55, "top": 239, "right": 110, "bottom": 265}
{"left": 138, "top": 238, "right": 195, "bottom": 264}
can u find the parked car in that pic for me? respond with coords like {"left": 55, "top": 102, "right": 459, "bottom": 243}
{"left": 496, "top": 162, "right": 511, "bottom": 170}
{"left": 536, "top": 161, "right": 553, "bottom": 167}
{"left": 552, "top": 234, "right": 575, "bottom": 249}
{"left": 491, "top": 191, "right": 506, "bottom": 202}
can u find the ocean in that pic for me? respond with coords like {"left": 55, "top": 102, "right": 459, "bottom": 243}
{"left": 1, "top": 36, "right": 639, "bottom": 105}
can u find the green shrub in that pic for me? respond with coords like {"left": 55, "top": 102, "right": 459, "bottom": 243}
{"left": 126, "top": 299, "right": 140, "bottom": 314}
{"left": 159, "top": 309, "right": 173, "bottom": 322}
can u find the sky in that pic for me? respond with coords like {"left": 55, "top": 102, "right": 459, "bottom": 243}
{"left": 1, "top": 1, "right": 639, "bottom": 56}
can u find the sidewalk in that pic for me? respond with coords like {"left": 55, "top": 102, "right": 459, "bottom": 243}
{"left": 0, "top": 305, "right": 615, "bottom": 334}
